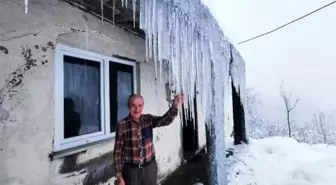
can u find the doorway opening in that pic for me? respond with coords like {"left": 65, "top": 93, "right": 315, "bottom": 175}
{"left": 182, "top": 88, "right": 199, "bottom": 160}
{"left": 231, "top": 79, "right": 248, "bottom": 145}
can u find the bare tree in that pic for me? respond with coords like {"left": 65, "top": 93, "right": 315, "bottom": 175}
{"left": 313, "top": 112, "right": 329, "bottom": 144}
{"left": 280, "top": 82, "right": 299, "bottom": 137}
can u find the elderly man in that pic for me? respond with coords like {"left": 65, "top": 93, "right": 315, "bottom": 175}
{"left": 114, "top": 93, "right": 184, "bottom": 185}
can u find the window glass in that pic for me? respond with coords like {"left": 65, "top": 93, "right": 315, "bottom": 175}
{"left": 117, "top": 70, "right": 133, "bottom": 121}
{"left": 63, "top": 55, "right": 101, "bottom": 139}
{"left": 109, "top": 62, "right": 134, "bottom": 133}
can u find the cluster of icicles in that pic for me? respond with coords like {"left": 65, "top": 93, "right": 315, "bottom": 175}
{"left": 24, "top": 1, "right": 247, "bottom": 184}
{"left": 22, "top": 1, "right": 246, "bottom": 120}
{"left": 138, "top": 0, "right": 237, "bottom": 132}
{"left": 121, "top": 1, "right": 235, "bottom": 184}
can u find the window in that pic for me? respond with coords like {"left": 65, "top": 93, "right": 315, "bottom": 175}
{"left": 109, "top": 62, "right": 134, "bottom": 133}
{"left": 54, "top": 45, "right": 136, "bottom": 152}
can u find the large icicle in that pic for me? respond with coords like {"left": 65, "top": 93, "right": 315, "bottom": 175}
{"left": 101, "top": 0, "right": 104, "bottom": 22}
{"left": 25, "top": 0, "right": 28, "bottom": 14}
{"left": 138, "top": 0, "right": 239, "bottom": 184}
{"left": 132, "top": 0, "right": 137, "bottom": 27}
{"left": 113, "top": 0, "right": 116, "bottom": 25}
{"left": 230, "top": 45, "right": 246, "bottom": 106}
{"left": 230, "top": 44, "right": 247, "bottom": 123}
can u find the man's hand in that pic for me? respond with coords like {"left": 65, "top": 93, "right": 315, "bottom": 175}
{"left": 117, "top": 173, "right": 125, "bottom": 185}
{"left": 117, "top": 178, "right": 125, "bottom": 185}
{"left": 173, "top": 92, "right": 184, "bottom": 109}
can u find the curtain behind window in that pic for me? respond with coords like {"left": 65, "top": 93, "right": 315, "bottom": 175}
{"left": 63, "top": 56, "right": 101, "bottom": 138}
{"left": 117, "top": 71, "right": 133, "bottom": 121}
{"left": 110, "top": 62, "right": 134, "bottom": 133}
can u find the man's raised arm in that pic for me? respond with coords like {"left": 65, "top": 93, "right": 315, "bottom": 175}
{"left": 150, "top": 93, "right": 184, "bottom": 128}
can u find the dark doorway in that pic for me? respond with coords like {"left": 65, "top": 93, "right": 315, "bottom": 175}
{"left": 231, "top": 79, "right": 248, "bottom": 145}
{"left": 182, "top": 89, "right": 199, "bottom": 160}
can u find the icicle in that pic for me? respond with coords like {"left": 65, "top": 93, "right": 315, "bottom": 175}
{"left": 145, "top": 33, "right": 149, "bottom": 63}
{"left": 148, "top": 0, "right": 153, "bottom": 59}
{"left": 25, "top": 0, "right": 28, "bottom": 14}
{"left": 139, "top": 0, "right": 145, "bottom": 29}
{"left": 132, "top": 0, "right": 137, "bottom": 27}
{"left": 153, "top": 37, "right": 158, "bottom": 79}
{"left": 174, "top": 9, "right": 180, "bottom": 93}
{"left": 121, "top": 0, "right": 124, "bottom": 7}
{"left": 153, "top": 0, "right": 158, "bottom": 79}
{"left": 139, "top": 1, "right": 244, "bottom": 183}
{"left": 113, "top": 0, "right": 115, "bottom": 26}
{"left": 101, "top": 0, "right": 104, "bottom": 22}
{"left": 157, "top": 3, "right": 164, "bottom": 81}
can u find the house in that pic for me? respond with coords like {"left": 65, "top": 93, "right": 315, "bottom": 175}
{"left": 0, "top": 0, "right": 247, "bottom": 185}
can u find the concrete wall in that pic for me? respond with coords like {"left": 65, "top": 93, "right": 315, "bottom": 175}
{"left": 0, "top": 1, "right": 209, "bottom": 185}
{"left": 138, "top": 62, "right": 184, "bottom": 180}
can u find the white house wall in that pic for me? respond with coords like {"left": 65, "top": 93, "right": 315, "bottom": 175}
{"left": 137, "top": 62, "right": 183, "bottom": 180}
{"left": 0, "top": 0, "right": 201, "bottom": 185}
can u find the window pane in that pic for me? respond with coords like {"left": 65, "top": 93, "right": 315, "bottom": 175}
{"left": 63, "top": 55, "right": 101, "bottom": 139}
{"left": 117, "top": 71, "right": 133, "bottom": 121}
{"left": 110, "top": 62, "right": 134, "bottom": 133}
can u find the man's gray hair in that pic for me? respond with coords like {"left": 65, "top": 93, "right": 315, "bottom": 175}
{"left": 127, "top": 94, "right": 144, "bottom": 108}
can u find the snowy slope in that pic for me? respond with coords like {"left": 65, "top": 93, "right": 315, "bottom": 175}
{"left": 226, "top": 137, "right": 336, "bottom": 185}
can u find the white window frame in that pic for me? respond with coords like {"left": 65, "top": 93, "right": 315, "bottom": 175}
{"left": 54, "top": 44, "right": 137, "bottom": 152}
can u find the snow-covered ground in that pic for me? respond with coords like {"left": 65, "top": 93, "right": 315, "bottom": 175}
{"left": 226, "top": 137, "right": 336, "bottom": 185}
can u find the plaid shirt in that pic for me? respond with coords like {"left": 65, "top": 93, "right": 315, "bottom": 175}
{"left": 113, "top": 107, "right": 178, "bottom": 173}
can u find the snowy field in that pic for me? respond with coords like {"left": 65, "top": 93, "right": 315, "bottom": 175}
{"left": 226, "top": 137, "right": 336, "bottom": 185}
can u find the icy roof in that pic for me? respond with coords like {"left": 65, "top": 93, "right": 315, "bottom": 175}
{"left": 61, "top": 0, "right": 144, "bottom": 36}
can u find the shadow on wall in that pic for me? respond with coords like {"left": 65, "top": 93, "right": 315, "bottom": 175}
{"left": 58, "top": 98, "right": 117, "bottom": 185}
{"left": 59, "top": 97, "right": 82, "bottom": 175}
{"left": 58, "top": 150, "right": 117, "bottom": 185}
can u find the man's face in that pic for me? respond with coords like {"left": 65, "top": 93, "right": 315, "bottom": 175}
{"left": 128, "top": 96, "right": 144, "bottom": 120}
